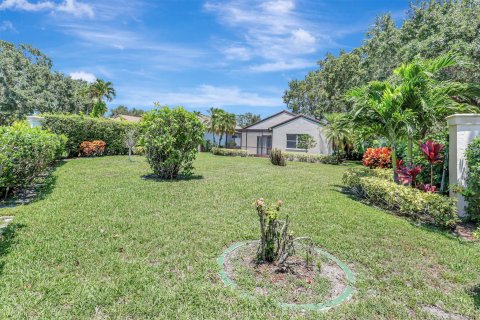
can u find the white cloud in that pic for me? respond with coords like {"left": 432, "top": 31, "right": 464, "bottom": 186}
{"left": 222, "top": 46, "right": 251, "bottom": 61}
{"left": 119, "top": 85, "right": 282, "bottom": 108}
{"left": 0, "top": 0, "right": 94, "bottom": 18}
{"left": 70, "top": 71, "right": 96, "bottom": 83}
{"left": 0, "top": 20, "right": 17, "bottom": 32}
{"left": 204, "top": 0, "right": 321, "bottom": 71}
{"left": 249, "top": 59, "right": 314, "bottom": 72}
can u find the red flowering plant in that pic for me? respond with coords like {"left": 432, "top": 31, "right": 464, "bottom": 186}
{"left": 420, "top": 140, "right": 444, "bottom": 186}
{"left": 362, "top": 147, "right": 392, "bottom": 169}
{"left": 396, "top": 163, "right": 422, "bottom": 186}
{"left": 418, "top": 183, "right": 437, "bottom": 193}
{"left": 80, "top": 140, "right": 106, "bottom": 157}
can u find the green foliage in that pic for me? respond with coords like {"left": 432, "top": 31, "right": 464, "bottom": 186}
{"left": 110, "top": 105, "right": 145, "bottom": 117}
{"left": 297, "top": 134, "right": 317, "bottom": 152}
{"left": 463, "top": 137, "right": 480, "bottom": 221}
{"left": 0, "top": 122, "right": 66, "bottom": 197}
{"left": 283, "top": 152, "right": 339, "bottom": 164}
{"left": 343, "top": 167, "right": 458, "bottom": 228}
{"left": 0, "top": 41, "right": 93, "bottom": 125}
{"left": 41, "top": 114, "right": 138, "bottom": 157}
{"left": 211, "top": 147, "right": 249, "bottom": 157}
{"left": 141, "top": 106, "right": 204, "bottom": 179}
{"left": 284, "top": 0, "right": 480, "bottom": 118}
{"left": 207, "top": 108, "right": 236, "bottom": 147}
{"left": 269, "top": 148, "right": 286, "bottom": 166}
{"left": 91, "top": 101, "right": 107, "bottom": 118}
{"left": 236, "top": 113, "right": 261, "bottom": 128}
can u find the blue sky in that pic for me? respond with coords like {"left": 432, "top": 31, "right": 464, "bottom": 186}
{"left": 0, "top": 0, "right": 409, "bottom": 117}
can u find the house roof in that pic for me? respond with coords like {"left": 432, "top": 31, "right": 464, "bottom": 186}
{"left": 269, "top": 114, "right": 326, "bottom": 129}
{"left": 112, "top": 115, "right": 142, "bottom": 122}
{"left": 240, "top": 110, "right": 296, "bottom": 130}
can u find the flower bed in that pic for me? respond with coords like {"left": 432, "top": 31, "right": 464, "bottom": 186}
{"left": 343, "top": 167, "right": 458, "bottom": 228}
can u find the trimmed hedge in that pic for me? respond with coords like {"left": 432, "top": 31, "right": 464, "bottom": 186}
{"left": 283, "top": 152, "right": 339, "bottom": 165}
{"left": 343, "top": 167, "right": 458, "bottom": 229}
{"left": 41, "top": 114, "right": 138, "bottom": 157}
{"left": 211, "top": 147, "right": 249, "bottom": 157}
{"left": 0, "top": 122, "right": 66, "bottom": 197}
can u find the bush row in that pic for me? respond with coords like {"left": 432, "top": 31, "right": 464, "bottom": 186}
{"left": 41, "top": 114, "right": 138, "bottom": 157}
{"left": 342, "top": 167, "right": 458, "bottom": 229}
{"left": 283, "top": 152, "right": 339, "bottom": 165}
{"left": 211, "top": 147, "right": 250, "bottom": 157}
{"left": 0, "top": 123, "right": 66, "bottom": 197}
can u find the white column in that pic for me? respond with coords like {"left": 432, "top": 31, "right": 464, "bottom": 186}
{"left": 447, "top": 114, "right": 480, "bottom": 217}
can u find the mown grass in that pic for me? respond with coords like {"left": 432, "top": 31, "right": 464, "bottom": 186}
{"left": 0, "top": 154, "right": 479, "bottom": 319}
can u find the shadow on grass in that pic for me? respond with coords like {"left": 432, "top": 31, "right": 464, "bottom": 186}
{"left": 331, "top": 185, "right": 473, "bottom": 243}
{"left": 141, "top": 174, "right": 204, "bottom": 182}
{"left": 0, "top": 161, "right": 65, "bottom": 209}
{"left": 0, "top": 223, "right": 25, "bottom": 275}
{"left": 469, "top": 285, "right": 480, "bottom": 310}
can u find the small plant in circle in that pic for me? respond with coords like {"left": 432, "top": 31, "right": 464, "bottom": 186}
{"left": 255, "top": 198, "right": 314, "bottom": 271}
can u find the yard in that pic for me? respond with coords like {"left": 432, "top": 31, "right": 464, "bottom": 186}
{"left": 0, "top": 154, "right": 479, "bottom": 319}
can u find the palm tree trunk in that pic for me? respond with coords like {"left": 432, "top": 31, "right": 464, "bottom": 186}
{"left": 407, "top": 137, "right": 413, "bottom": 166}
{"left": 391, "top": 145, "right": 398, "bottom": 182}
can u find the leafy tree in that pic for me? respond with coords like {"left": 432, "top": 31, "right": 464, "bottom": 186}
{"left": 0, "top": 41, "right": 92, "bottom": 125}
{"left": 283, "top": 0, "right": 480, "bottom": 118}
{"left": 236, "top": 112, "right": 260, "bottom": 128}
{"left": 297, "top": 134, "right": 317, "bottom": 153}
{"left": 110, "top": 105, "right": 145, "bottom": 117}
{"left": 141, "top": 105, "right": 204, "bottom": 179}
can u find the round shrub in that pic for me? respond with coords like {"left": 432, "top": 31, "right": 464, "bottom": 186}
{"left": 363, "top": 147, "right": 392, "bottom": 169}
{"left": 141, "top": 106, "right": 204, "bottom": 179}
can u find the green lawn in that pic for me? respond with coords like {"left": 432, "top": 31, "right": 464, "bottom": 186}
{"left": 0, "top": 154, "right": 479, "bottom": 319}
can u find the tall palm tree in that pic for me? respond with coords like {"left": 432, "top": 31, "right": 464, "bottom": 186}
{"left": 207, "top": 107, "right": 222, "bottom": 145}
{"left": 324, "top": 113, "right": 351, "bottom": 162}
{"left": 218, "top": 111, "right": 237, "bottom": 147}
{"left": 348, "top": 81, "right": 414, "bottom": 173}
{"left": 89, "top": 79, "right": 116, "bottom": 103}
{"left": 394, "top": 53, "right": 480, "bottom": 165}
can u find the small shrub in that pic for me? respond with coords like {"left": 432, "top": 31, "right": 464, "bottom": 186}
{"left": 141, "top": 106, "right": 204, "bottom": 179}
{"left": 270, "top": 148, "right": 286, "bottom": 166}
{"left": 363, "top": 147, "right": 392, "bottom": 169}
{"left": 283, "top": 152, "right": 339, "bottom": 164}
{"left": 42, "top": 114, "right": 138, "bottom": 157}
{"left": 0, "top": 122, "right": 66, "bottom": 198}
{"left": 132, "top": 146, "right": 145, "bottom": 156}
{"left": 343, "top": 167, "right": 458, "bottom": 228}
{"left": 463, "top": 137, "right": 480, "bottom": 222}
{"left": 80, "top": 140, "right": 106, "bottom": 157}
{"left": 211, "top": 147, "right": 249, "bottom": 157}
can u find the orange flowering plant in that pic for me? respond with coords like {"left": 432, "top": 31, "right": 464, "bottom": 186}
{"left": 80, "top": 140, "right": 106, "bottom": 157}
{"left": 362, "top": 147, "right": 392, "bottom": 169}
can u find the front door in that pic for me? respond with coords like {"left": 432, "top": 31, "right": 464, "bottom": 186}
{"left": 256, "top": 136, "right": 272, "bottom": 156}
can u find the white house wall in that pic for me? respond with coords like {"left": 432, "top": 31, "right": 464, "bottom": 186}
{"left": 271, "top": 117, "right": 331, "bottom": 155}
{"left": 241, "top": 131, "right": 272, "bottom": 154}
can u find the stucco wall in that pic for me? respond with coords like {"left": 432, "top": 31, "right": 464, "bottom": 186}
{"left": 241, "top": 131, "right": 272, "bottom": 154}
{"left": 247, "top": 112, "right": 295, "bottom": 130}
{"left": 271, "top": 117, "right": 331, "bottom": 155}
{"left": 447, "top": 114, "right": 480, "bottom": 217}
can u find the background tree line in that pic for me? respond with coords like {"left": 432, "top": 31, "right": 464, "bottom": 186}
{"left": 283, "top": 0, "right": 480, "bottom": 119}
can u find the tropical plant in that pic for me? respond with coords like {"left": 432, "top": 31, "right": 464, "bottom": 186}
{"left": 297, "top": 134, "right": 317, "bottom": 153}
{"left": 218, "top": 111, "right": 237, "bottom": 147}
{"left": 88, "top": 79, "right": 116, "bottom": 117}
{"left": 396, "top": 164, "right": 422, "bottom": 186}
{"left": 270, "top": 148, "right": 286, "bottom": 166}
{"left": 420, "top": 140, "right": 444, "bottom": 185}
{"left": 324, "top": 113, "right": 351, "bottom": 161}
{"left": 207, "top": 107, "right": 222, "bottom": 145}
{"left": 362, "top": 147, "right": 392, "bottom": 169}
{"left": 418, "top": 183, "right": 437, "bottom": 193}
{"left": 80, "top": 140, "right": 106, "bottom": 157}
{"left": 141, "top": 105, "right": 204, "bottom": 179}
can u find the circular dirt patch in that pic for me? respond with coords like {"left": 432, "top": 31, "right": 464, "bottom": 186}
{"left": 217, "top": 241, "right": 355, "bottom": 311}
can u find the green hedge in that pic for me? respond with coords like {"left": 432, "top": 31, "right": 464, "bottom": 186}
{"left": 41, "top": 114, "right": 138, "bottom": 157}
{"left": 283, "top": 152, "right": 339, "bottom": 164}
{"left": 343, "top": 167, "right": 458, "bottom": 229}
{"left": 211, "top": 147, "right": 249, "bottom": 157}
{"left": 464, "top": 137, "right": 480, "bottom": 222}
{"left": 0, "top": 122, "right": 66, "bottom": 197}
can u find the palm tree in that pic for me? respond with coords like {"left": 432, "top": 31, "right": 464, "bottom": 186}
{"left": 348, "top": 81, "right": 414, "bottom": 173}
{"left": 218, "top": 111, "right": 237, "bottom": 147}
{"left": 324, "top": 113, "right": 351, "bottom": 162}
{"left": 88, "top": 79, "right": 116, "bottom": 117}
{"left": 207, "top": 107, "right": 222, "bottom": 145}
{"left": 394, "top": 53, "right": 480, "bottom": 165}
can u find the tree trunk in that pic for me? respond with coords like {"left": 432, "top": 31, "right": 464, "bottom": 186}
{"left": 440, "top": 153, "right": 448, "bottom": 193}
{"left": 391, "top": 146, "right": 398, "bottom": 182}
{"left": 407, "top": 137, "right": 413, "bottom": 167}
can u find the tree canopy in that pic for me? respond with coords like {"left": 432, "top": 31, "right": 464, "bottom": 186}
{"left": 283, "top": 0, "right": 480, "bottom": 119}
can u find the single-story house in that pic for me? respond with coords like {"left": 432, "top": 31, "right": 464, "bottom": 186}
{"left": 239, "top": 110, "right": 332, "bottom": 156}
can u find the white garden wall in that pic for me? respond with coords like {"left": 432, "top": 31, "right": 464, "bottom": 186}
{"left": 447, "top": 114, "right": 480, "bottom": 217}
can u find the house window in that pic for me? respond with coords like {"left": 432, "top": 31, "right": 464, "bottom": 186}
{"left": 286, "top": 134, "right": 298, "bottom": 149}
